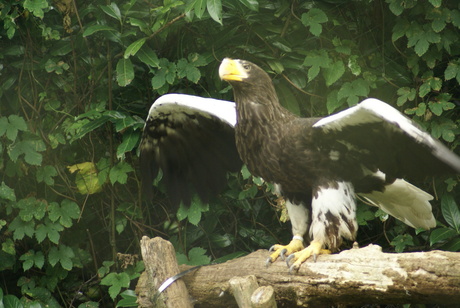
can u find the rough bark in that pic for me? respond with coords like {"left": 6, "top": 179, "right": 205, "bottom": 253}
{"left": 136, "top": 236, "right": 192, "bottom": 308}
{"left": 137, "top": 239, "right": 460, "bottom": 307}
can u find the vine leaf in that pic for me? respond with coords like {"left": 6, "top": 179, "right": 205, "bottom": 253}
{"left": 116, "top": 58, "right": 134, "bottom": 87}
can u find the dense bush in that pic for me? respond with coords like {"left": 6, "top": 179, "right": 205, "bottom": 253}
{"left": 0, "top": 0, "right": 459, "bottom": 306}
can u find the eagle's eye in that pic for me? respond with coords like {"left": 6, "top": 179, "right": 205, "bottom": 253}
{"left": 243, "top": 63, "right": 251, "bottom": 71}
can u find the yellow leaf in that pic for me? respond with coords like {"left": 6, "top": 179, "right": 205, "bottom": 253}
{"left": 67, "top": 162, "right": 102, "bottom": 194}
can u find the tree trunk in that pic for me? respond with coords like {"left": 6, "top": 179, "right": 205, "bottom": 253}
{"left": 136, "top": 236, "right": 192, "bottom": 307}
{"left": 136, "top": 237, "right": 460, "bottom": 307}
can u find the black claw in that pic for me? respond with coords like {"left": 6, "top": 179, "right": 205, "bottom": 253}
{"left": 265, "top": 258, "right": 273, "bottom": 268}
{"left": 285, "top": 254, "right": 295, "bottom": 268}
{"left": 313, "top": 253, "right": 317, "bottom": 262}
{"left": 289, "top": 263, "right": 299, "bottom": 274}
{"left": 279, "top": 248, "right": 287, "bottom": 261}
{"left": 268, "top": 245, "right": 276, "bottom": 253}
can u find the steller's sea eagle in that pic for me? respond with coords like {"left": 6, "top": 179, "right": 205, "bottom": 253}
{"left": 140, "top": 58, "right": 460, "bottom": 272}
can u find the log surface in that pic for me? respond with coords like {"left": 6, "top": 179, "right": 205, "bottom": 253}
{"left": 138, "top": 239, "right": 460, "bottom": 307}
{"left": 176, "top": 245, "right": 460, "bottom": 307}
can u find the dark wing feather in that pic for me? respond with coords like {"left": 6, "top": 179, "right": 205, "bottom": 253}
{"left": 139, "top": 94, "right": 242, "bottom": 206}
{"left": 313, "top": 98, "right": 460, "bottom": 181}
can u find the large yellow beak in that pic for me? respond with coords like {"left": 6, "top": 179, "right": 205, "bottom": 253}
{"left": 219, "top": 58, "right": 247, "bottom": 82}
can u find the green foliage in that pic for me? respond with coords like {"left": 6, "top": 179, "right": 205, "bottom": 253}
{"left": 0, "top": 0, "right": 459, "bottom": 306}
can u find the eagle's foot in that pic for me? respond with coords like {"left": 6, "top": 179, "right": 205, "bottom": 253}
{"left": 266, "top": 237, "right": 304, "bottom": 266}
{"left": 285, "top": 240, "right": 331, "bottom": 273}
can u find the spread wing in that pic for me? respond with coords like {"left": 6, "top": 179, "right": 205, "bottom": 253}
{"left": 139, "top": 94, "right": 242, "bottom": 206}
{"left": 312, "top": 98, "right": 460, "bottom": 229}
{"left": 313, "top": 98, "right": 460, "bottom": 180}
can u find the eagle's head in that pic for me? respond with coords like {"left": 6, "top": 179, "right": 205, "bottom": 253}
{"left": 218, "top": 58, "right": 279, "bottom": 109}
{"left": 219, "top": 58, "right": 271, "bottom": 85}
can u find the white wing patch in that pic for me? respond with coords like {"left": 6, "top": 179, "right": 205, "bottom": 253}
{"left": 148, "top": 93, "right": 237, "bottom": 127}
{"left": 360, "top": 179, "right": 435, "bottom": 230}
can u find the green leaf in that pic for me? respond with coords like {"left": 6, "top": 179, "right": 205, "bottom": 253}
{"left": 36, "top": 165, "right": 58, "bottom": 185}
{"left": 109, "top": 162, "right": 134, "bottom": 185}
{"left": 0, "top": 115, "right": 28, "bottom": 141}
{"left": 419, "top": 76, "right": 442, "bottom": 98}
{"left": 116, "top": 58, "right": 135, "bottom": 87}
{"left": 430, "top": 227, "right": 458, "bottom": 246}
{"left": 23, "top": 0, "right": 48, "bottom": 19}
{"left": 20, "top": 250, "right": 45, "bottom": 271}
{"left": 72, "top": 116, "right": 111, "bottom": 141}
{"left": 185, "top": 65, "right": 201, "bottom": 83}
{"left": 301, "top": 8, "right": 328, "bottom": 36}
{"left": 445, "top": 60, "right": 460, "bottom": 84}
{"left": 390, "top": 234, "right": 414, "bottom": 253}
{"left": 406, "top": 24, "right": 440, "bottom": 57}
{"left": 124, "top": 38, "right": 147, "bottom": 59}
{"left": 323, "top": 60, "right": 345, "bottom": 86}
{"left": 97, "top": 157, "right": 110, "bottom": 186}
{"left": 388, "top": 0, "right": 404, "bottom": 16}
{"left": 100, "top": 3, "right": 122, "bottom": 22}
{"left": 100, "top": 272, "right": 130, "bottom": 299}
{"left": 48, "top": 245, "right": 75, "bottom": 270}
{"left": 17, "top": 198, "right": 46, "bottom": 221}
{"left": 116, "top": 290, "right": 138, "bottom": 307}
{"left": 326, "top": 89, "right": 343, "bottom": 113}
{"left": 347, "top": 55, "right": 361, "bottom": 76}
{"left": 441, "top": 194, "right": 460, "bottom": 232}
{"left": 241, "top": 165, "right": 251, "bottom": 180}
{"left": 396, "top": 87, "right": 416, "bottom": 106}
{"left": 337, "top": 79, "right": 370, "bottom": 106}
{"left": 428, "top": 0, "right": 442, "bottom": 8}
{"left": 48, "top": 199, "right": 81, "bottom": 228}
{"left": 2, "top": 238, "right": 16, "bottom": 255}
{"left": 238, "top": 0, "right": 258, "bottom": 11}
{"left": 0, "top": 182, "right": 16, "bottom": 202}
{"left": 8, "top": 138, "right": 46, "bottom": 166}
{"left": 303, "top": 50, "right": 332, "bottom": 81}
{"left": 137, "top": 46, "right": 160, "bottom": 67}
{"left": 452, "top": 9, "right": 460, "bottom": 28}
{"left": 187, "top": 247, "right": 211, "bottom": 266}
{"left": 116, "top": 130, "right": 140, "bottom": 159}
{"left": 207, "top": 0, "right": 222, "bottom": 25}
{"left": 151, "top": 70, "right": 165, "bottom": 89}
{"left": 176, "top": 196, "right": 209, "bottom": 225}
{"left": 8, "top": 217, "right": 35, "bottom": 240}
{"left": 3, "top": 295, "right": 22, "bottom": 308}
{"left": 428, "top": 100, "right": 443, "bottom": 116}
{"left": 35, "top": 219, "right": 63, "bottom": 244}
{"left": 79, "top": 302, "right": 99, "bottom": 308}
{"left": 82, "top": 25, "right": 117, "bottom": 37}
{"left": 193, "top": 0, "right": 207, "bottom": 19}
{"left": 430, "top": 119, "right": 456, "bottom": 142}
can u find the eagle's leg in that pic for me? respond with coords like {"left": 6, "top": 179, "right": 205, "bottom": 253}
{"left": 266, "top": 198, "right": 310, "bottom": 265}
{"left": 285, "top": 182, "right": 358, "bottom": 272}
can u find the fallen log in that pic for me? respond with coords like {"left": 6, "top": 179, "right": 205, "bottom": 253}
{"left": 136, "top": 237, "right": 460, "bottom": 307}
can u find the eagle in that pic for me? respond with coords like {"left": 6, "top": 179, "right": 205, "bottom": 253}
{"left": 140, "top": 58, "right": 460, "bottom": 272}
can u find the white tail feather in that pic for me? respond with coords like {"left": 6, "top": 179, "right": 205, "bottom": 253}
{"left": 359, "top": 179, "right": 436, "bottom": 230}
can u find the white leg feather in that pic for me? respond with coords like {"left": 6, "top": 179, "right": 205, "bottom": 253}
{"left": 310, "top": 182, "right": 357, "bottom": 250}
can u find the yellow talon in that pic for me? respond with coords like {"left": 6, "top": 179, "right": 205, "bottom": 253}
{"left": 286, "top": 240, "right": 331, "bottom": 272}
{"left": 267, "top": 237, "right": 304, "bottom": 263}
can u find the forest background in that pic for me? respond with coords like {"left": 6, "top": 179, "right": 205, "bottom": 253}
{"left": 0, "top": 0, "right": 459, "bottom": 307}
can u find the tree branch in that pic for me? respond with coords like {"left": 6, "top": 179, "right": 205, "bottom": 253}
{"left": 136, "top": 237, "right": 460, "bottom": 307}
